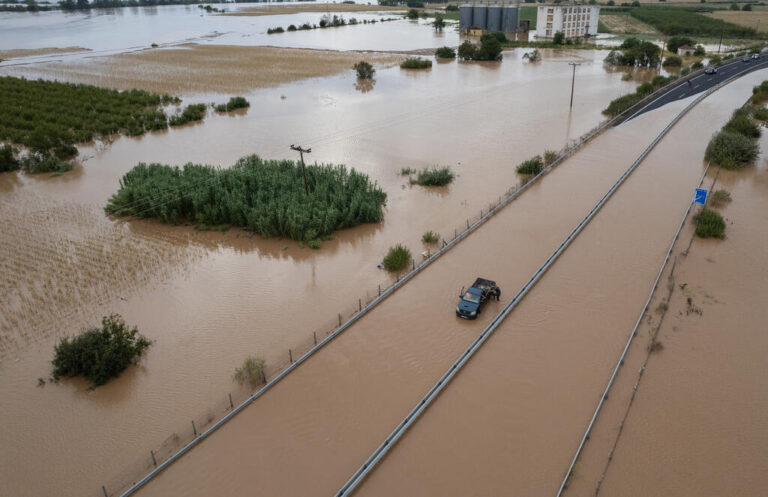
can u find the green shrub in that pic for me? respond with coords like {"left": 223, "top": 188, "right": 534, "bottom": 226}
{"left": 401, "top": 57, "right": 432, "bottom": 69}
{"left": 105, "top": 155, "right": 387, "bottom": 244}
{"left": 411, "top": 166, "right": 454, "bottom": 186}
{"left": 516, "top": 155, "right": 544, "bottom": 175}
{"left": 723, "top": 108, "right": 761, "bottom": 138}
{"left": 662, "top": 56, "right": 683, "bottom": 67}
{"left": 523, "top": 49, "right": 541, "bottom": 62}
{"left": 458, "top": 40, "right": 477, "bottom": 60}
{"left": 694, "top": 208, "right": 726, "bottom": 238}
{"left": 353, "top": 61, "right": 375, "bottom": 79}
{"left": 704, "top": 130, "right": 760, "bottom": 169}
{"left": 422, "top": 230, "right": 439, "bottom": 243}
{"left": 0, "top": 144, "right": 19, "bottom": 172}
{"left": 708, "top": 189, "right": 732, "bottom": 208}
{"left": 433, "top": 14, "right": 446, "bottom": 30}
{"left": 603, "top": 92, "right": 643, "bottom": 117}
{"left": 215, "top": 96, "right": 250, "bottom": 113}
{"left": 750, "top": 80, "right": 768, "bottom": 105}
{"left": 694, "top": 44, "right": 706, "bottom": 56}
{"left": 667, "top": 36, "right": 695, "bottom": 54}
{"left": 691, "top": 61, "right": 703, "bottom": 69}
{"left": 382, "top": 244, "right": 412, "bottom": 271}
{"left": 751, "top": 106, "right": 768, "bottom": 121}
{"left": 407, "top": 8, "right": 419, "bottom": 19}
{"left": 630, "top": 6, "right": 756, "bottom": 37}
{"left": 20, "top": 153, "right": 72, "bottom": 174}
{"left": 445, "top": 4, "right": 458, "bottom": 10}
{"left": 543, "top": 150, "right": 558, "bottom": 166}
{"left": 52, "top": 314, "right": 151, "bottom": 388}
{"left": 233, "top": 356, "right": 266, "bottom": 387}
{"left": 267, "top": 27, "right": 284, "bottom": 34}
{"left": 169, "top": 103, "right": 207, "bottom": 126}
{"left": 287, "top": 24, "right": 297, "bottom": 31}
{"left": 400, "top": 167, "right": 416, "bottom": 175}
{"left": 435, "top": 46, "right": 456, "bottom": 59}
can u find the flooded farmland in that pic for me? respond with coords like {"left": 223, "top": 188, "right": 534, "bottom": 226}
{"left": 0, "top": 27, "right": 642, "bottom": 497}
{"left": 2, "top": 3, "right": 765, "bottom": 497}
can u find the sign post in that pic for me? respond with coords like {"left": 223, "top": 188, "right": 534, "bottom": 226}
{"left": 694, "top": 188, "right": 708, "bottom": 205}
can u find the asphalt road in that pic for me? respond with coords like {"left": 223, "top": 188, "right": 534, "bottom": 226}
{"left": 626, "top": 54, "right": 768, "bottom": 121}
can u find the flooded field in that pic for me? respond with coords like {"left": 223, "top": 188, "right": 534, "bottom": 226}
{"left": 129, "top": 85, "right": 715, "bottom": 496}
{"left": 0, "top": 48, "right": 640, "bottom": 497}
{"left": 565, "top": 106, "right": 768, "bottom": 497}
{"left": 355, "top": 71, "right": 768, "bottom": 497}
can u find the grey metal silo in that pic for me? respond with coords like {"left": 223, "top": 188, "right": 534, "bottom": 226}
{"left": 473, "top": 4, "right": 487, "bottom": 29}
{"left": 502, "top": 6, "right": 519, "bottom": 33}
{"left": 459, "top": 4, "right": 473, "bottom": 30}
{"left": 487, "top": 5, "right": 502, "bottom": 32}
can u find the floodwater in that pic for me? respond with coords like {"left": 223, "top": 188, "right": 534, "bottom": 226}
{"left": 355, "top": 71, "right": 768, "bottom": 497}
{"left": 566, "top": 102, "right": 768, "bottom": 496}
{"left": 0, "top": 4, "right": 456, "bottom": 59}
{"left": 0, "top": 50, "right": 640, "bottom": 497}
{"left": 129, "top": 79, "right": 743, "bottom": 497}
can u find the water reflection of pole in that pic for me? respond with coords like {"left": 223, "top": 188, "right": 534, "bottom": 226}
{"left": 290, "top": 144, "right": 311, "bottom": 196}
{"left": 568, "top": 62, "right": 581, "bottom": 109}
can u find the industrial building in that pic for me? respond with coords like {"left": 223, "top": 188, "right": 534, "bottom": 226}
{"left": 534, "top": 4, "right": 600, "bottom": 39}
{"left": 459, "top": 5, "right": 520, "bottom": 34}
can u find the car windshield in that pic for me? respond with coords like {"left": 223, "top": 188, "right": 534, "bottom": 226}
{"left": 463, "top": 292, "right": 481, "bottom": 304}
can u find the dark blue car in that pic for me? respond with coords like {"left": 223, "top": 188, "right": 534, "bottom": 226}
{"left": 456, "top": 278, "right": 500, "bottom": 319}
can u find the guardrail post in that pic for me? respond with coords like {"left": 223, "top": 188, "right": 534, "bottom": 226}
{"left": 412, "top": 260, "right": 415, "bottom": 270}
{"left": 454, "top": 228, "right": 457, "bottom": 239}
{"left": 229, "top": 393, "right": 234, "bottom": 409}
{"left": 378, "top": 284, "right": 381, "bottom": 296}
{"left": 192, "top": 420, "right": 197, "bottom": 437}
{"left": 102, "top": 485, "right": 108, "bottom": 497}
{"left": 466, "top": 219, "right": 469, "bottom": 229}
{"left": 359, "top": 298, "right": 362, "bottom": 312}
{"left": 289, "top": 349, "right": 293, "bottom": 363}
{"left": 339, "top": 314, "right": 342, "bottom": 327}
{"left": 313, "top": 331, "right": 317, "bottom": 345}
{"left": 151, "top": 449, "right": 157, "bottom": 467}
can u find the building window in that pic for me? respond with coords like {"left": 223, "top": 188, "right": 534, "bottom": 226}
{"left": 547, "top": 15, "right": 553, "bottom": 21}
{"left": 546, "top": 22, "right": 552, "bottom": 28}
{"left": 547, "top": 8, "right": 553, "bottom": 13}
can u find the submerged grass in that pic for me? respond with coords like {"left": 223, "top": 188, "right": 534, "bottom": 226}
{"left": 694, "top": 208, "right": 726, "bottom": 239}
{"left": 215, "top": 96, "right": 250, "bottom": 113}
{"left": 705, "top": 130, "right": 760, "bottom": 170}
{"left": 516, "top": 155, "right": 543, "bottom": 175}
{"left": 411, "top": 167, "right": 454, "bottom": 186}
{"left": 708, "top": 189, "right": 732, "bottom": 208}
{"left": 422, "top": 230, "right": 439, "bottom": 244}
{"left": 233, "top": 356, "right": 266, "bottom": 387}
{"left": 105, "top": 154, "right": 387, "bottom": 246}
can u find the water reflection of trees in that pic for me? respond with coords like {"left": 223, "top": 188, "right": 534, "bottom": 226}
{"left": 354, "top": 78, "right": 376, "bottom": 94}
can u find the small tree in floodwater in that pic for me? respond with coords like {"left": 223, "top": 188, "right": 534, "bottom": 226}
{"left": 234, "top": 356, "right": 266, "bottom": 387}
{"left": 353, "top": 61, "right": 375, "bottom": 79}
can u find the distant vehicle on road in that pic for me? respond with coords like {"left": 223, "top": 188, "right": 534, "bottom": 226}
{"left": 743, "top": 56, "right": 751, "bottom": 63}
{"left": 705, "top": 66, "right": 718, "bottom": 75}
{"left": 752, "top": 53, "right": 760, "bottom": 60}
{"left": 456, "top": 278, "right": 500, "bottom": 319}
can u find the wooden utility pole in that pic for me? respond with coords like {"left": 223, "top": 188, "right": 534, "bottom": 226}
{"left": 718, "top": 22, "right": 724, "bottom": 54}
{"left": 290, "top": 144, "right": 311, "bottom": 195}
{"left": 568, "top": 62, "right": 581, "bottom": 109}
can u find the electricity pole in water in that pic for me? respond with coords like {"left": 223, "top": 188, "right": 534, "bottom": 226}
{"left": 568, "top": 62, "right": 581, "bottom": 109}
{"left": 290, "top": 144, "right": 311, "bottom": 196}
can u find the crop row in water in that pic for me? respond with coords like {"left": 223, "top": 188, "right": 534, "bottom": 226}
{"left": 105, "top": 155, "right": 387, "bottom": 246}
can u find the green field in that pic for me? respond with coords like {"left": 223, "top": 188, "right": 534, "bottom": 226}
{"left": 629, "top": 6, "right": 758, "bottom": 37}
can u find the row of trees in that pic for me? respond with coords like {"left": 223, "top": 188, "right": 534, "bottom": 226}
{"left": 105, "top": 155, "right": 388, "bottom": 247}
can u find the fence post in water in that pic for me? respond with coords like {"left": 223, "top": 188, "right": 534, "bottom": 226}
{"left": 151, "top": 449, "right": 157, "bottom": 467}
{"left": 454, "top": 228, "right": 457, "bottom": 239}
{"left": 102, "top": 486, "right": 108, "bottom": 497}
{"left": 192, "top": 420, "right": 197, "bottom": 437}
{"left": 427, "top": 248, "right": 430, "bottom": 258}
{"left": 359, "top": 298, "right": 362, "bottom": 312}
{"left": 314, "top": 331, "right": 317, "bottom": 345}
{"left": 338, "top": 314, "right": 342, "bottom": 327}
{"left": 229, "top": 393, "right": 234, "bottom": 409}
{"left": 289, "top": 349, "right": 293, "bottom": 363}
{"left": 412, "top": 260, "right": 415, "bottom": 271}
{"left": 378, "top": 284, "right": 381, "bottom": 296}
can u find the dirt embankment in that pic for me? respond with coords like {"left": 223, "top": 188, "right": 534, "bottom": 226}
{"left": 0, "top": 47, "right": 90, "bottom": 60}
{"left": 0, "top": 44, "right": 401, "bottom": 94}
{"left": 223, "top": 3, "right": 403, "bottom": 16}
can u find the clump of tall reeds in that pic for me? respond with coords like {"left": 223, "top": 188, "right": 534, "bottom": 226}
{"left": 215, "top": 96, "right": 250, "bottom": 112}
{"left": 694, "top": 208, "right": 726, "bottom": 239}
{"left": 233, "top": 356, "right": 266, "bottom": 387}
{"left": 382, "top": 244, "right": 411, "bottom": 271}
{"left": 411, "top": 167, "right": 454, "bottom": 186}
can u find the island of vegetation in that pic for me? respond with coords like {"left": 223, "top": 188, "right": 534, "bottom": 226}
{"left": 105, "top": 155, "right": 387, "bottom": 248}
{"left": 51, "top": 314, "right": 151, "bottom": 388}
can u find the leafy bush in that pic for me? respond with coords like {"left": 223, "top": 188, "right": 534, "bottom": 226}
{"left": 482, "top": 32, "right": 508, "bottom": 44}
{"left": 214, "top": 96, "right": 250, "bottom": 113}
{"left": 233, "top": 356, "right": 266, "bottom": 387}
{"left": 751, "top": 106, "right": 768, "bottom": 121}
{"left": 603, "top": 92, "right": 644, "bottom": 117}
{"left": 267, "top": 27, "right": 284, "bottom": 34}
{"left": 662, "top": 56, "right": 683, "bottom": 67}
{"left": 708, "top": 189, "right": 732, "bottom": 208}
{"left": 433, "top": 14, "right": 445, "bottom": 30}
{"left": 694, "top": 208, "right": 726, "bottom": 238}
{"left": 553, "top": 31, "right": 565, "bottom": 45}
{"left": 630, "top": 6, "right": 756, "bottom": 37}
{"left": 400, "top": 167, "right": 416, "bottom": 175}
{"left": 445, "top": 4, "right": 458, "bottom": 10}
{"left": 543, "top": 150, "right": 558, "bottom": 166}
{"left": 523, "top": 49, "right": 541, "bottom": 62}
{"left": 400, "top": 57, "right": 432, "bottom": 69}
{"left": 411, "top": 166, "right": 454, "bottom": 186}
{"left": 168, "top": 103, "right": 206, "bottom": 126}
{"left": 382, "top": 244, "right": 412, "bottom": 271}
{"left": 20, "top": 153, "right": 73, "bottom": 174}
{"left": 0, "top": 144, "right": 19, "bottom": 172}
{"left": 750, "top": 80, "right": 768, "bottom": 105}
{"left": 51, "top": 314, "right": 151, "bottom": 388}
{"left": 723, "top": 108, "right": 761, "bottom": 138}
{"left": 407, "top": 8, "right": 418, "bottom": 19}
{"left": 435, "top": 46, "right": 456, "bottom": 59}
{"left": 666, "top": 36, "right": 695, "bottom": 54}
{"left": 605, "top": 41, "right": 660, "bottom": 66}
{"left": 105, "top": 155, "right": 387, "bottom": 244}
{"left": 694, "top": 44, "right": 706, "bottom": 56}
{"left": 704, "top": 130, "right": 760, "bottom": 169}
{"left": 691, "top": 61, "right": 703, "bottom": 70}
{"left": 516, "top": 155, "right": 544, "bottom": 175}
{"left": 458, "top": 41, "right": 477, "bottom": 60}
{"left": 422, "top": 230, "right": 439, "bottom": 243}
{"left": 287, "top": 24, "right": 297, "bottom": 31}
{"left": 354, "top": 61, "right": 375, "bottom": 79}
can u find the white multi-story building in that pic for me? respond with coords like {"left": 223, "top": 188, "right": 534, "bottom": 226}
{"left": 535, "top": 4, "right": 600, "bottom": 39}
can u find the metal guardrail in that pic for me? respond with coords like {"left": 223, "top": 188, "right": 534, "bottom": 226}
{"left": 112, "top": 53, "right": 732, "bottom": 497}
{"left": 335, "top": 60, "right": 768, "bottom": 497}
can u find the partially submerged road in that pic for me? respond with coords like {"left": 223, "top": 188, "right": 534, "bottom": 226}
{"left": 133, "top": 71, "right": 767, "bottom": 497}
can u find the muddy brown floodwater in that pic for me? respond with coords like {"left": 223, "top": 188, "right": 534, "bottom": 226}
{"left": 565, "top": 107, "right": 768, "bottom": 497}
{"left": 355, "top": 72, "right": 768, "bottom": 497}
{"left": 224, "top": 3, "right": 403, "bottom": 16}
{"left": 0, "top": 49, "right": 641, "bottom": 497}
{"left": 131, "top": 76, "right": 767, "bottom": 497}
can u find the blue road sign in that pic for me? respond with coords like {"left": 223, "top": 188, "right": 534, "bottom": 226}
{"left": 694, "top": 188, "right": 708, "bottom": 205}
